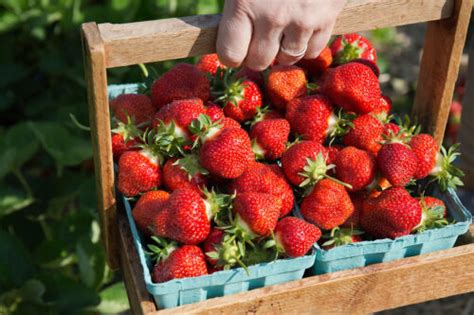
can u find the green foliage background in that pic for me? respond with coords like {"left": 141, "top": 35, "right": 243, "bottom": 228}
{"left": 0, "top": 1, "right": 222, "bottom": 314}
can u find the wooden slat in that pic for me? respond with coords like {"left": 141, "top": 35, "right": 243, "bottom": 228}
{"left": 159, "top": 243, "right": 474, "bottom": 314}
{"left": 99, "top": 0, "right": 455, "bottom": 68}
{"left": 413, "top": 0, "right": 472, "bottom": 145}
{"left": 118, "top": 211, "right": 158, "bottom": 315}
{"left": 81, "top": 22, "right": 119, "bottom": 269}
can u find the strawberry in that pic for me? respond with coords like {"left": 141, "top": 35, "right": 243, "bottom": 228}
{"left": 110, "top": 93, "right": 155, "bottom": 125}
{"left": 377, "top": 142, "right": 417, "bottom": 187}
{"left": 408, "top": 135, "right": 464, "bottom": 191}
{"left": 229, "top": 162, "right": 295, "bottom": 218}
{"left": 335, "top": 146, "right": 376, "bottom": 192}
{"left": 273, "top": 217, "right": 321, "bottom": 257}
{"left": 111, "top": 116, "right": 142, "bottom": 160}
{"left": 343, "top": 114, "right": 385, "bottom": 154}
{"left": 350, "top": 58, "right": 380, "bottom": 77}
{"left": 321, "top": 227, "right": 363, "bottom": 250}
{"left": 300, "top": 179, "right": 354, "bottom": 230}
{"left": 383, "top": 122, "right": 400, "bottom": 138}
{"left": 446, "top": 100, "right": 462, "bottom": 144}
{"left": 297, "top": 46, "right": 333, "bottom": 77}
{"left": 360, "top": 187, "right": 422, "bottom": 239}
{"left": 151, "top": 242, "right": 208, "bottom": 283}
{"left": 326, "top": 144, "right": 344, "bottom": 165}
{"left": 367, "top": 176, "right": 392, "bottom": 198}
{"left": 162, "top": 156, "right": 208, "bottom": 193}
{"left": 266, "top": 65, "right": 307, "bottom": 111}
{"left": 117, "top": 148, "right": 162, "bottom": 197}
{"left": 250, "top": 118, "right": 290, "bottom": 160}
{"left": 205, "top": 103, "right": 225, "bottom": 122}
{"left": 342, "top": 192, "right": 365, "bottom": 228}
{"left": 413, "top": 196, "right": 449, "bottom": 233}
{"left": 232, "top": 192, "right": 281, "bottom": 238}
{"left": 151, "top": 63, "right": 210, "bottom": 109}
{"left": 321, "top": 62, "right": 381, "bottom": 114}
{"left": 236, "top": 67, "right": 264, "bottom": 89}
{"left": 196, "top": 54, "right": 225, "bottom": 76}
{"left": 132, "top": 190, "right": 169, "bottom": 236}
{"left": 202, "top": 228, "right": 245, "bottom": 270}
{"left": 374, "top": 95, "right": 392, "bottom": 114}
{"left": 280, "top": 141, "right": 328, "bottom": 186}
{"left": 330, "top": 33, "right": 377, "bottom": 65}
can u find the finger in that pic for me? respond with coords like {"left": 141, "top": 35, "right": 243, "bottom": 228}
{"left": 276, "top": 25, "right": 313, "bottom": 65}
{"left": 217, "top": 9, "right": 253, "bottom": 67}
{"left": 304, "top": 27, "right": 333, "bottom": 59}
{"left": 243, "top": 21, "right": 283, "bottom": 71}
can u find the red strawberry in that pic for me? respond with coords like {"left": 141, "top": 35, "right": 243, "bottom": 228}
{"left": 233, "top": 192, "right": 281, "bottom": 238}
{"left": 301, "top": 179, "right": 354, "bottom": 230}
{"left": 110, "top": 94, "right": 155, "bottom": 125}
{"left": 133, "top": 190, "right": 169, "bottom": 236}
{"left": 196, "top": 54, "right": 225, "bottom": 76}
{"left": 361, "top": 187, "right": 422, "bottom": 239}
{"left": 229, "top": 162, "right": 295, "bottom": 218}
{"left": 266, "top": 65, "right": 307, "bottom": 111}
{"left": 326, "top": 145, "right": 344, "bottom": 165}
{"left": 152, "top": 244, "right": 208, "bottom": 283}
{"left": 202, "top": 228, "right": 244, "bottom": 270}
{"left": 374, "top": 95, "right": 392, "bottom": 114}
{"left": 321, "top": 227, "right": 363, "bottom": 250}
{"left": 331, "top": 33, "right": 377, "bottom": 65}
{"left": 250, "top": 118, "right": 290, "bottom": 160}
{"left": 342, "top": 192, "right": 365, "bottom": 228}
{"left": 236, "top": 67, "right": 264, "bottom": 88}
{"left": 446, "top": 100, "right": 462, "bottom": 144}
{"left": 280, "top": 141, "right": 328, "bottom": 186}
{"left": 409, "top": 134, "right": 439, "bottom": 179}
{"left": 151, "top": 63, "right": 210, "bottom": 109}
{"left": 335, "top": 146, "right": 376, "bottom": 192}
{"left": 117, "top": 149, "right": 162, "bottom": 197}
{"left": 321, "top": 62, "right": 381, "bottom": 114}
{"left": 377, "top": 142, "right": 417, "bottom": 187}
{"left": 217, "top": 78, "right": 263, "bottom": 122}
{"left": 414, "top": 196, "right": 448, "bottom": 233}
{"left": 383, "top": 122, "right": 400, "bottom": 138}
{"left": 162, "top": 156, "right": 208, "bottom": 193}
{"left": 343, "top": 114, "right": 385, "bottom": 154}
{"left": 297, "top": 46, "right": 333, "bottom": 77}
{"left": 274, "top": 217, "right": 321, "bottom": 257}
{"left": 205, "top": 103, "right": 225, "bottom": 122}
{"left": 350, "top": 58, "right": 380, "bottom": 77}
{"left": 112, "top": 133, "right": 140, "bottom": 161}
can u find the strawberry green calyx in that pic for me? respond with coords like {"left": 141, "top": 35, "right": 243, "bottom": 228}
{"left": 211, "top": 68, "right": 244, "bottom": 106}
{"left": 206, "top": 233, "right": 247, "bottom": 271}
{"left": 153, "top": 120, "right": 188, "bottom": 157}
{"left": 146, "top": 236, "right": 178, "bottom": 263}
{"left": 251, "top": 140, "right": 266, "bottom": 160}
{"left": 327, "top": 109, "right": 355, "bottom": 140}
{"left": 112, "top": 115, "right": 142, "bottom": 142}
{"left": 413, "top": 197, "right": 450, "bottom": 233}
{"left": 201, "top": 187, "right": 234, "bottom": 223}
{"left": 321, "top": 227, "right": 363, "bottom": 248}
{"left": 138, "top": 130, "right": 165, "bottom": 165}
{"left": 298, "top": 152, "right": 353, "bottom": 190}
{"left": 249, "top": 106, "right": 271, "bottom": 127}
{"left": 175, "top": 154, "right": 209, "bottom": 180}
{"left": 334, "top": 38, "right": 363, "bottom": 64}
{"left": 429, "top": 144, "right": 464, "bottom": 192}
{"left": 189, "top": 114, "right": 223, "bottom": 145}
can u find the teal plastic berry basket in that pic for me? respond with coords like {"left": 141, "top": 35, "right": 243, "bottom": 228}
{"left": 295, "top": 187, "right": 472, "bottom": 275}
{"left": 110, "top": 84, "right": 315, "bottom": 309}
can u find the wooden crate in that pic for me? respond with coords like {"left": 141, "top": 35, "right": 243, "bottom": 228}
{"left": 81, "top": 0, "right": 474, "bottom": 313}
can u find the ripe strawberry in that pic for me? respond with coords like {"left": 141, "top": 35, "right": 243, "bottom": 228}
{"left": 335, "top": 146, "right": 376, "bottom": 192}
{"left": 110, "top": 94, "right": 155, "bottom": 125}
{"left": 360, "top": 187, "right": 422, "bottom": 239}
{"left": 273, "top": 217, "right": 321, "bottom": 257}
{"left": 343, "top": 114, "right": 385, "bottom": 154}
{"left": 330, "top": 33, "right": 377, "bottom": 65}
{"left": 297, "top": 46, "right": 333, "bottom": 77}
{"left": 383, "top": 122, "right": 400, "bottom": 138}
{"left": 202, "top": 228, "right": 245, "bottom": 270}
{"left": 205, "top": 103, "right": 225, "bottom": 122}
{"left": 151, "top": 244, "right": 208, "bottom": 283}
{"left": 232, "top": 192, "right": 281, "bottom": 238}
{"left": 162, "top": 156, "right": 208, "bottom": 193}
{"left": 250, "top": 118, "right": 290, "bottom": 160}
{"left": 321, "top": 227, "right": 363, "bottom": 250}
{"left": 266, "top": 65, "right": 307, "bottom": 111}
{"left": 321, "top": 62, "right": 381, "bottom": 114}
{"left": 280, "top": 141, "right": 328, "bottom": 186}
{"left": 151, "top": 63, "right": 210, "bottom": 109}
{"left": 229, "top": 162, "right": 295, "bottom": 218}
{"left": 133, "top": 190, "right": 169, "bottom": 236}
{"left": 350, "top": 58, "right": 380, "bottom": 77}
{"left": 301, "top": 179, "right": 354, "bottom": 230}
{"left": 446, "top": 100, "right": 462, "bottom": 144}
{"left": 326, "top": 144, "right": 344, "bottom": 165}
{"left": 117, "top": 148, "right": 162, "bottom": 197}
{"left": 111, "top": 116, "right": 142, "bottom": 160}
{"left": 342, "top": 192, "right": 365, "bottom": 228}
{"left": 408, "top": 135, "right": 463, "bottom": 191}
{"left": 196, "top": 54, "right": 225, "bottom": 76}
{"left": 413, "top": 196, "right": 448, "bottom": 233}
{"left": 374, "top": 95, "right": 392, "bottom": 114}
{"left": 377, "top": 142, "right": 417, "bottom": 187}
{"left": 236, "top": 67, "right": 264, "bottom": 88}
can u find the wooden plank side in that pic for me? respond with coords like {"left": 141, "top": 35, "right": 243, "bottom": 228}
{"left": 99, "top": 0, "right": 455, "bottom": 68}
{"left": 118, "top": 211, "right": 158, "bottom": 315}
{"left": 159, "top": 244, "right": 474, "bottom": 314}
{"left": 81, "top": 22, "right": 119, "bottom": 269}
{"left": 413, "top": 0, "right": 471, "bottom": 144}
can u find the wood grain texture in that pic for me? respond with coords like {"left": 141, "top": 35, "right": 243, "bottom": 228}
{"left": 118, "top": 210, "right": 158, "bottom": 315}
{"left": 159, "top": 244, "right": 474, "bottom": 314}
{"left": 81, "top": 22, "right": 119, "bottom": 269}
{"left": 413, "top": 0, "right": 472, "bottom": 145}
{"left": 98, "top": 0, "right": 455, "bottom": 68}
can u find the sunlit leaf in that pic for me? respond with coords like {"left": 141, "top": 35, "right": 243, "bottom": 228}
{"left": 94, "top": 282, "right": 130, "bottom": 314}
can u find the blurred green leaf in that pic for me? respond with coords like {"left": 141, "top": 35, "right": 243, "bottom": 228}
{"left": 19, "top": 279, "right": 46, "bottom": 304}
{"left": 94, "top": 282, "right": 130, "bottom": 314}
{"left": 0, "top": 184, "right": 34, "bottom": 217}
{"left": 76, "top": 237, "right": 107, "bottom": 289}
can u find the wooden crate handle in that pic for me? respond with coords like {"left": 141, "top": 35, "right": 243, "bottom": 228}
{"left": 81, "top": 0, "right": 468, "bottom": 269}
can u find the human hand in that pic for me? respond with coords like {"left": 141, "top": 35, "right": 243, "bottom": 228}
{"left": 216, "top": 0, "right": 346, "bottom": 71}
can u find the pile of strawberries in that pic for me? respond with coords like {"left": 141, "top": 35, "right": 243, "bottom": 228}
{"left": 110, "top": 33, "right": 463, "bottom": 284}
